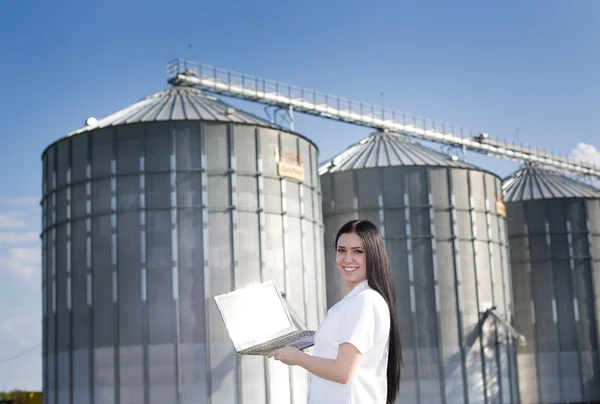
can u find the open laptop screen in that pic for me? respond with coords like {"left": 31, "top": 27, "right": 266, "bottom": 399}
{"left": 216, "top": 282, "right": 293, "bottom": 348}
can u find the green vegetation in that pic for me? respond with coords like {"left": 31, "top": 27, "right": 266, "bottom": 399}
{"left": 0, "top": 390, "right": 19, "bottom": 400}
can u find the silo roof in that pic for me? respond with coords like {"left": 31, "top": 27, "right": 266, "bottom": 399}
{"left": 502, "top": 165, "right": 600, "bottom": 202}
{"left": 68, "top": 85, "right": 282, "bottom": 136}
{"left": 319, "top": 131, "right": 475, "bottom": 174}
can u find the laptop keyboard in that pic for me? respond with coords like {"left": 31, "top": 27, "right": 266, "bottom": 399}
{"left": 244, "top": 330, "right": 315, "bottom": 355}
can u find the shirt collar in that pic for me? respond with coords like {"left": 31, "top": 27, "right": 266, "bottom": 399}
{"left": 344, "top": 279, "right": 369, "bottom": 299}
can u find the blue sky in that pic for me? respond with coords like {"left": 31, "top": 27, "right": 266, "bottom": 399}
{"left": 0, "top": 0, "right": 598, "bottom": 391}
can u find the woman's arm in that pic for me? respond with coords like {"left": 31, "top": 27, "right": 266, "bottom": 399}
{"left": 268, "top": 343, "right": 362, "bottom": 384}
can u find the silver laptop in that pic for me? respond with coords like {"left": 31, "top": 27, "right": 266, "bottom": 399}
{"left": 214, "top": 281, "right": 315, "bottom": 355}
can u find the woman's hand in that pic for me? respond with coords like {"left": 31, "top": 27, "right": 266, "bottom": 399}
{"left": 268, "top": 344, "right": 362, "bottom": 384}
{"left": 267, "top": 346, "right": 302, "bottom": 365}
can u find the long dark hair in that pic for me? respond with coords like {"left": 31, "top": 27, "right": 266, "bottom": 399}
{"left": 335, "top": 219, "right": 402, "bottom": 404}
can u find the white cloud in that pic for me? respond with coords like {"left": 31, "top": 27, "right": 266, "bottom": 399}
{"left": 569, "top": 143, "right": 600, "bottom": 188}
{"left": 0, "top": 349, "right": 41, "bottom": 392}
{"left": 0, "top": 197, "right": 39, "bottom": 207}
{"left": 570, "top": 143, "right": 600, "bottom": 166}
{"left": 0, "top": 247, "right": 41, "bottom": 282}
{"left": 0, "top": 314, "right": 41, "bottom": 348}
{"left": 0, "top": 232, "right": 39, "bottom": 245}
{"left": 0, "top": 212, "right": 26, "bottom": 229}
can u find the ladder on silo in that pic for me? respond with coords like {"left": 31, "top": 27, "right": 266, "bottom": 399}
{"left": 166, "top": 58, "right": 600, "bottom": 180}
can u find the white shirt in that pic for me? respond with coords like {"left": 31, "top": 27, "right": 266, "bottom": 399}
{"left": 308, "top": 280, "right": 390, "bottom": 404}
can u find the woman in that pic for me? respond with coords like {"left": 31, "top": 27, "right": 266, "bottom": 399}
{"left": 268, "top": 219, "right": 402, "bottom": 404}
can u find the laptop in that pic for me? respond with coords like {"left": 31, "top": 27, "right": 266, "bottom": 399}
{"left": 214, "top": 281, "right": 315, "bottom": 355}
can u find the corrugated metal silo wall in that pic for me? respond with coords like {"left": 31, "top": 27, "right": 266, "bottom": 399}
{"left": 41, "top": 122, "right": 326, "bottom": 404}
{"left": 321, "top": 166, "right": 519, "bottom": 404}
{"left": 506, "top": 197, "right": 600, "bottom": 404}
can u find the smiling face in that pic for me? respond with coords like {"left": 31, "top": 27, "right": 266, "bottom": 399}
{"left": 336, "top": 232, "right": 368, "bottom": 294}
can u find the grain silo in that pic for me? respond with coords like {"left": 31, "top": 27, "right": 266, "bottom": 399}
{"left": 41, "top": 85, "right": 326, "bottom": 404}
{"left": 503, "top": 165, "right": 600, "bottom": 404}
{"left": 319, "top": 131, "right": 520, "bottom": 404}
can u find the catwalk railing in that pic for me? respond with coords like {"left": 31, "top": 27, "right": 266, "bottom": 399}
{"left": 166, "top": 58, "right": 600, "bottom": 179}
